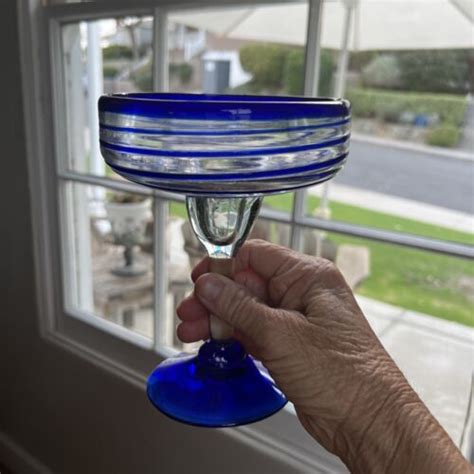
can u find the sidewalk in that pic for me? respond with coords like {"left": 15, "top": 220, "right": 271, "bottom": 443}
{"left": 309, "top": 183, "right": 474, "bottom": 234}
{"left": 357, "top": 295, "right": 473, "bottom": 455}
{"left": 352, "top": 132, "right": 474, "bottom": 161}
{"left": 458, "top": 101, "right": 474, "bottom": 155}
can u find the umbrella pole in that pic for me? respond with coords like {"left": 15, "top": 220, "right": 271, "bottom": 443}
{"left": 334, "top": 0, "right": 355, "bottom": 98}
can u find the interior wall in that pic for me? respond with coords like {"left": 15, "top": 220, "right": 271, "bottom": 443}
{"left": 0, "top": 2, "right": 298, "bottom": 473}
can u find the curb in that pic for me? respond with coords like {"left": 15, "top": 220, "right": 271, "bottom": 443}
{"left": 352, "top": 132, "right": 474, "bottom": 161}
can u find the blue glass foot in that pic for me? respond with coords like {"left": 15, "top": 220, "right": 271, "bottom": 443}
{"left": 147, "top": 339, "right": 287, "bottom": 427}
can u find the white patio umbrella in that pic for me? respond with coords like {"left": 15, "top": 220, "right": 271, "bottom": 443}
{"left": 171, "top": 0, "right": 473, "bottom": 97}
{"left": 170, "top": 0, "right": 474, "bottom": 244}
{"left": 170, "top": 0, "right": 474, "bottom": 52}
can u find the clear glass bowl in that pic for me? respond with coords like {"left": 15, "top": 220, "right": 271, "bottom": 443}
{"left": 99, "top": 93, "right": 350, "bottom": 196}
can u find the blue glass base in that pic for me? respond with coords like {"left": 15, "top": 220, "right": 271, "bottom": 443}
{"left": 147, "top": 340, "right": 287, "bottom": 427}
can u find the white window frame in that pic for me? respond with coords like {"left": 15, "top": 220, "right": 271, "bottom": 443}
{"left": 18, "top": 0, "right": 474, "bottom": 471}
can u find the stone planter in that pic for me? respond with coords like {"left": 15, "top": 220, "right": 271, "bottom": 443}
{"left": 105, "top": 199, "right": 151, "bottom": 277}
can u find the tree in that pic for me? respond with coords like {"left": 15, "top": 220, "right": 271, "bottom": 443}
{"left": 239, "top": 43, "right": 334, "bottom": 96}
{"left": 397, "top": 50, "right": 470, "bottom": 94}
{"left": 115, "top": 18, "right": 143, "bottom": 63}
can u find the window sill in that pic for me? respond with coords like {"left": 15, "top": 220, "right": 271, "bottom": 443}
{"left": 46, "top": 312, "right": 346, "bottom": 473}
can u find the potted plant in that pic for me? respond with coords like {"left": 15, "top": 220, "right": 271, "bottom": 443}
{"left": 105, "top": 192, "right": 151, "bottom": 276}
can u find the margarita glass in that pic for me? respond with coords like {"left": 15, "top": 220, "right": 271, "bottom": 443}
{"left": 98, "top": 93, "right": 350, "bottom": 427}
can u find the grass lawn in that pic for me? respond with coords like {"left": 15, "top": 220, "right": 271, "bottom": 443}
{"left": 265, "top": 193, "right": 474, "bottom": 327}
{"left": 171, "top": 195, "right": 474, "bottom": 327}
{"left": 265, "top": 193, "right": 474, "bottom": 245}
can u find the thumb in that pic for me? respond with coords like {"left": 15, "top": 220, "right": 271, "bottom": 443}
{"left": 195, "top": 273, "right": 275, "bottom": 338}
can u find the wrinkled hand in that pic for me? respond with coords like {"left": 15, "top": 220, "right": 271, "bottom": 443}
{"left": 177, "top": 240, "right": 470, "bottom": 474}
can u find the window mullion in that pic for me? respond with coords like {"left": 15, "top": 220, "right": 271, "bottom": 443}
{"left": 152, "top": 7, "right": 172, "bottom": 353}
{"left": 58, "top": 171, "right": 154, "bottom": 196}
{"left": 153, "top": 197, "right": 172, "bottom": 351}
{"left": 153, "top": 7, "right": 169, "bottom": 92}
{"left": 290, "top": 0, "right": 324, "bottom": 251}
{"left": 290, "top": 191, "right": 306, "bottom": 251}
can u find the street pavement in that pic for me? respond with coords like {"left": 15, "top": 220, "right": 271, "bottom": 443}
{"left": 336, "top": 138, "right": 474, "bottom": 214}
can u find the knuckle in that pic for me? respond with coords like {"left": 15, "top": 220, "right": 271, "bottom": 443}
{"left": 247, "top": 238, "right": 268, "bottom": 247}
{"left": 315, "top": 257, "right": 345, "bottom": 282}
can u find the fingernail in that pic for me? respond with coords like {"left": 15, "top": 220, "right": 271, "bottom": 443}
{"left": 199, "top": 274, "right": 224, "bottom": 301}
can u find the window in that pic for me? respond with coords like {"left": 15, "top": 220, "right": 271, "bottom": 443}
{"left": 22, "top": 0, "right": 473, "bottom": 468}
{"left": 54, "top": 5, "right": 311, "bottom": 353}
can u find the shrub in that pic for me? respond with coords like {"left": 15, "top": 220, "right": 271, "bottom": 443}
{"left": 346, "top": 88, "right": 376, "bottom": 118}
{"left": 169, "top": 63, "right": 193, "bottom": 84}
{"left": 318, "top": 49, "right": 335, "bottom": 97}
{"left": 240, "top": 43, "right": 290, "bottom": 90}
{"left": 132, "top": 64, "right": 152, "bottom": 91}
{"left": 346, "top": 88, "right": 467, "bottom": 125}
{"left": 102, "top": 45, "right": 133, "bottom": 60}
{"left": 397, "top": 50, "right": 470, "bottom": 94}
{"left": 240, "top": 44, "right": 334, "bottom": 96}
{"left": 283, "top": 49, "right": 304, "bottom": 95}
{"left": 425, "top": 124, "right": 461, "bottom": 148}
{"left": 103, "top": 65, "right": 119, "bottom": 78}
{"left": 282, "top": 48, "right": 334, "bottom": 96}
{"left": 378, "top": 101, "right": 405, "bottom": 123}
{"left": 361, "top": 54, "right": 401, "bottom": 90}
{"left": 349, "top": 51, "right": 377, "bottom": 72}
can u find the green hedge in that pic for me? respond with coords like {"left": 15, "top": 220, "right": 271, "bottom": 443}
{"left": 283, "top": 49, "right": 304, "bottom": 95}
{"left": 132, "top": 62, "right": 193, "bottom": 91}
{"left": 169, "top": 63, "right": 193, "bottom": 84}
{"left": 131, "top": 64, "right": 152, "bottom": 91}
{"left": 239, "top": 43, "right": 334, "bottom": 96}
{"left": 103, "top": 65, "right": 119, "bottom": 78}
{"left": 397, "top": 50, "right": 471, "bottom": 95}
{"left": 102, "top": 45, "right": 133, "bottom": 60}
{"left": 240, "top": 43, "right": 290, "bottom": 91}
{"left": 346, "top": 88, "right": 467, "bottom": 126}
{"left": 425, "top": 125, "right": 461, "bottom": 148}
{"left": 318, "top": 50, "right": 335, "bottom": 97}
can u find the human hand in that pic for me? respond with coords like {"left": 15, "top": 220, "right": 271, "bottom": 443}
{"left": 177, "top": 240, "right": 470, "bottom": 473}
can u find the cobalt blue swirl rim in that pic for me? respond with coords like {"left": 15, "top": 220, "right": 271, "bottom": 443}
{"left": 99, "top": 92, "right": 350, "bottom": 121}
{"left": 98, "top": 92, "right": 351, "bottom": 195}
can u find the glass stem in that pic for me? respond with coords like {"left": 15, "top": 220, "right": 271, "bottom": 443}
{"left": 186, "top": 195, "right": 263, "bottom": 341}
{"left": 208, "top": 257, "right": 235, "bottom": 340}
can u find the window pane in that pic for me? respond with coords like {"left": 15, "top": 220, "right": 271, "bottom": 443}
{"left": 167, "top": 201, "right": 195, "bottom": 351}
{"left": 304, "top": 186, "right": 474, "bottom": 246}
{"left": 168, "top": 4, "right": 309, "bottom": 95}
{"left": 62, "top": 182, "right": 154, "bottom": 338}
{"left": 61, "top": 17, "right": 153, "bottom": 177}
{"left": 262, "top": 192, "right": 295, "bottom": 214}
{"left": 253, "top": 216, "right": 291, "bottom": 248}
{"left": 301, "top": 228, "right": 474, "bottom": 328}
{"left": 304, "top": 1, "right": 474, "bottom": 245}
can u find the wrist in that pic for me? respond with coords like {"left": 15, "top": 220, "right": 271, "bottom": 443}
{"left": 334, "top": 360, "right": 470, "bottom": 474}
{"left": 332, "top": 359, "right": 412, "bottom": 472}
{"left": 337, "top": 383, "right": 420, "bottom": 473}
